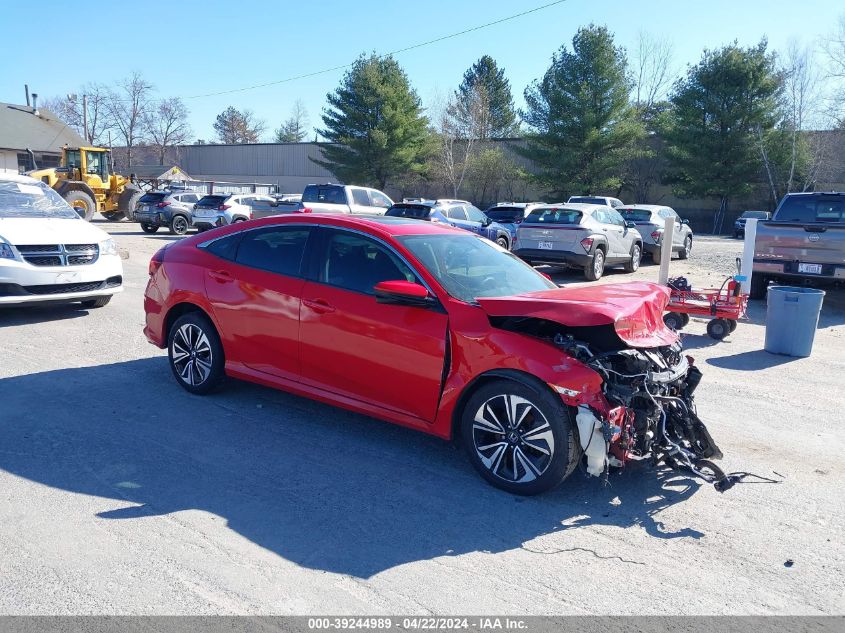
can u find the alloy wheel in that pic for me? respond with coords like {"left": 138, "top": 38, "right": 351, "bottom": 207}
{"left": 631, "top": 245, "right": 641, "bottom": 271}
{"left": 594, "top": 250, "right": 604, "bottom": 276}
{"left": 172, "top": 216, "right": 188, "bottom": 234}
{"left": 472, "top": 394, "right": 555, "bottom": 483}
{"left": 171, "top": 323, "right": 213, "bottom": 386}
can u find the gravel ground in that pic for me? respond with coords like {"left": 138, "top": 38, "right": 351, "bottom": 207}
{"left": 0, "top": 223, "right": 842, "bottom": 615}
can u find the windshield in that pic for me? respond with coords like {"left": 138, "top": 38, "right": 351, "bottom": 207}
{"left": 619, "top": 208, "right": 654, "bottom": 222}
{"left": 741, "top": 210, "right": 769, "bottom": 219}
{"left": 525, "top": 207, "right": 583, "bottom": 224}
{"left": 0, "top": 180, "right": 79, "bottom": 219}
{"left": 569, "top": 197, "right": 606, "bottom": 205}
{"left": 397, "top": 233, "right": 556, "bottom": 303}
{"left": 386, "top": 204, "right": 432, "bottom": 220}
{"left": 485, "top": 207, "right": 524, "bottom": 223}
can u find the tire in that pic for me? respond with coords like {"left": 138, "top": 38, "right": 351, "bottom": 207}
{"left": 169, "top": 214, "right": 189, "bottom": 235}
{"left": 680, "top": 312, "right": 690, "bottom": 327}
{"left": 651, "top": 248, "right": 662, "bottom": 264}
{"left": 232, "top": 217, "right": 247, "bottom": 223}
{"left": 141, "top": 223, "right": 159, "bottom": 234}
{"left": 727, "top": 319, "right": 738, "bottom": 333}
{"left": 663, "top": 312, "right": 685, "bottom": 331}
{"left": 63, "top": 190, "right": 96, "bottom": 221}
{"left": 706, "top": 318, "right": 730, "bottom": 340}
{"left": 118, "top": 186, "right": 142, "bottom": 222}
{"left": 80, "top": 296, "right": 112, "bottom": 309}
{"left": 167, "top": 312, "right": 225, "bottom": 395}
{"left": 496, "top": 236, "right": 509, "bottom": 249}
{"left": 101, "top": 211, "right": 125, "bottom": 222}
{"left": 460, "top": 379, "right": 578, "bottom": 495}
{"left": 584, "top": 248, "right": 605, "bottom": 281}
{"left": 749, "top": 275, "right": 767, "bottom": 300}
{"left": 623, "top": 243, "right": 641, "bottom": 273}
{"left": 679, "top": 236, "right": 692, "bottom": 260}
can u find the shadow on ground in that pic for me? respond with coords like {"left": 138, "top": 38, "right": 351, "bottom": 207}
{"left": 0, "top": 358, "right": 708, "bottom": 577}
{"left": 0, "top": 304, "right": 91, "bottom": 328}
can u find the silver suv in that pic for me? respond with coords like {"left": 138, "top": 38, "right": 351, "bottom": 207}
{"left": 514, "top": 203, "right": 643, "bottom": 280}
{"left": 618, "top": 205, "right": 693, "bottom": 263}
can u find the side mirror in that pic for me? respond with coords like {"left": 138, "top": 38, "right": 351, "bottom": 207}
{"left": 374, "top": 280, "right": 436, "bottom": 307}
{"left": 681, "top": 218, "right": 689, "bottom": 225}
{"left": 625, "top": 221, "right": 636, "bottom": 229}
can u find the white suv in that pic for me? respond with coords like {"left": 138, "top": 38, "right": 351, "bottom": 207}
{"left": 192, "top": 193, "right": 277, "bottom": 230}
{"left": 567, "top": 195, "right": 625, "bottom": 208}
{"left": 0, "top": 173, "right": 123, "bottom": 307}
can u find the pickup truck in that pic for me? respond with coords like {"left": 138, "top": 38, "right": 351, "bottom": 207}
{"left": 752, "top": 192, "right": 845, "bottom": 298}
{"left": 295, "top": 183, "right": 394, "bottom": 215}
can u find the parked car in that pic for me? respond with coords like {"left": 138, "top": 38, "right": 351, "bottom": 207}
{"left": 135, "top": 190, "right": 201, "bottom": 235}
{"left": 734, "top": 210, "right": 771, "bottom": 238}
{"left": 618, "top": 204, "right": 693, "bottom": 263}
{"left": 191, "top": 193, "right": 259, "bottom": 231}
{"left": 567, "top": 195, "right": 624, "bottom": 208}
{"left": 300, "top": 183, "right": 393, "bottom": 215}
{"left": 484, "top": 203, "right": 546, "bottom": 247}
{"left": 752, "top": 192, "right": 845, "bottom": 298}
{"left": 385, "top": 199, "right": 512, "bottom": 248}
{"left": 514, "top": 203, "right": 643, "bottom": 280}
{"left": 0, "top": 173, "right": 123, "bottom": 307}
{"left": 143, "top": 214, "right": 725, "bottom": 495}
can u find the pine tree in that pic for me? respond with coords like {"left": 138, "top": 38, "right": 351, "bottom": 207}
{"left": 454, "top": 55, "right": 518, "bottom": 138}
{"left": 520, "top": 25, "right": 644, "bottom": 196}
{"left": 314, "top": 54, "right": 432, "bottom": 189}
{"left": 274, "top": 100, "right": 309, "bottom": 143}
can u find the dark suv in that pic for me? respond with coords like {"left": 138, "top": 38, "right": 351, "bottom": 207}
{"left": 135, "top": 190, "right": 200, "bottom": 235}
{"left": 386, "top": 199, "right": 512, "bottom": 248}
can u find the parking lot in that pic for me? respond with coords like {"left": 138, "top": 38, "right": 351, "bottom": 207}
{"left": 0, "top": 223, "right": 843, "bottom": 615}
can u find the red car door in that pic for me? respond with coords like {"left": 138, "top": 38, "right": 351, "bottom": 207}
{"left": 203, "top": 226, "right": 313, "bottom": 381}
{"left": 298, "top": 229, "right": 448, "bottom": 422}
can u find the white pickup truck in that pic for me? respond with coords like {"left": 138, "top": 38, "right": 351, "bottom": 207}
{"left": 295, "top": 183, "right": 393, "bottom": 215}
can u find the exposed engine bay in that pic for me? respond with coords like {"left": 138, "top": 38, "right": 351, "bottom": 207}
{"left": 491, "top": 315, "right": 741, "bottom": 491}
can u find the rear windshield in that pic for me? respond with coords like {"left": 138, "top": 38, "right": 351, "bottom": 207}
{"left": 385, "top": 204, "right": 432, "bottom": 220}
{"left": 196, "top": 195, "right": 229, "bottom": 207}
{"left": 485, "top": 207, "right": 524, "bottom": 222}
{"left": 774, "top": 196, "right": 845, "bottom": 223}
{"left": 0, "top": 179, "right": 78, "bottom": 219}
{"left": 302, "top": 185, "right": 346, "bottom": 205}
{"left": 525, "top": 208, "right": 582, "bottom": 224}
{"left": 568, "top": 197, "right": 607, "bottom": 205}
{"left": 619, "top": 208, "right": 654, "bottom": 222}
{"left": 740, "top": 210, "right": 769, "bottom": 219}
{"left": 139, "top": 192, "right": 167, "bottom": 204}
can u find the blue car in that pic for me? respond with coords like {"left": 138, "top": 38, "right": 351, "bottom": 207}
{"left": 386, "top": 199, "right": 512, "bottom": 248}
{"left": 484, "top": 203, "right": 547, "bottom": 247}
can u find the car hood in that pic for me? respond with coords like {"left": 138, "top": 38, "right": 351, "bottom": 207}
{"left": 0, "top": 217, "right": 109, "bottom": 245}
{"left": 477, "top": 281, "right": 677, "bottom": 348}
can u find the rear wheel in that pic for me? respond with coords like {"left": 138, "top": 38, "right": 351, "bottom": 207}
{"left": 707, "top": 318, "right": 730, "bottom": 340}
{"left": 64, "top": 190, "right": 96, "bottom": 221}
{"left": 623, "top": 243, "right": 641, "bottom": 273}
{"left": 169, "top": 214, "right": 189, "bottom": 235}
{"left": 496, "top": 236, "right": 509, "bottom": 249}
{"left": 80, "top": 296, "right": 112, "bottom": 309}
{"left": 141, "top": 223, "right": 159, "bottom": 234}
{"left": 749, "top": 275, "right": 768, "bottom": 300}
{"left": 460, "top": 379, "right": 578, "bottom": 495}
{"left": 651, "top": 248, "right": 662, "bottom": 264}
{"left": 584, "top": 248, "right": 605, "bottom": 281}
{"left": 168, "top": 312, "right": 225, "bottom": 395}
{"left": 679, "top": 236, "right": 692, "bottom": 260}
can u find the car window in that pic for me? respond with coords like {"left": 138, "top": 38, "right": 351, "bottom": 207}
{"left": 610, "top": 199, "right": 623, "bottom": 208}
{"left": 197, "top": 195, "right": 229, "bottom": 207}
{"left": 235, "top": 227, "right": 312, "bottom": 277}
{"left": 592, "top": 209, "right": 609, "bottom": 224}
{"left": 607, "top": 209, "right": 625, "bottom": 226}
{"left": 568, "top": 196, "right": 607, "bottom": 206}
{"left": 139, "top": 192, "right": 167, "bottom": 204}
{"left": 370, "top": 191, "right": 392, "bottom": 208}
{"left": 385, "top": 204, "right": 432, "bottom": 220}
{"left": 321, "top": 230, "right": 415, "bottom": 294}
{"left": 182, "top": 193, "right": 198, "bottom": 203}
{"left": 485, "top": 207, "right": 523, "bottom": 223}
{"left": 619, "top": 208, "right": 653, "bottom": 222}
{"left": 204, "top": 233, "right": 242, "bottom": 261}
{"left": 351, "top": 188, "right": 371, "bottom": 206}
{"left": 775, "top": 196, "right": 845, "bottom": 223}
{"left": 447, "top": 205, "right": 468, "bottom": 221}
{"left": 742, "top": 210, "right": 769, "bottom": 219}
{"left": 525, "top": 208, "right": 582, "bottom": 224}
{"left": 302, "top": 185, "right": 346, "bottom": 205}
{"left": 466, "top": 205, "right": 486, "bottom": 223}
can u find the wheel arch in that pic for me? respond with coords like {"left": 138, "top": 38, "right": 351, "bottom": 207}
{"left": 55, "top": 180, "right": 97, "bottom": 201}
{"left": 164, "top": 301, "right": 215, "bottom": 342}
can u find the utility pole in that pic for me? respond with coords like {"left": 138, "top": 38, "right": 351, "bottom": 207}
{"left": 82, "top": 94, "right": 89, "bottom": 144}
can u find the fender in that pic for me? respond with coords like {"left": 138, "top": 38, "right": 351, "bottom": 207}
{"left": 55, "top": 180, "right": 97, "bottom": 201}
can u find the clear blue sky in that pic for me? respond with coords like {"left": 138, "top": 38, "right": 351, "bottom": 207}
{"left": 1, "top": 0, "right": 841, "bottom": 142}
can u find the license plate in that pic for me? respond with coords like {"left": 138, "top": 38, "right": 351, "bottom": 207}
{"left": 195, "top": 209, "right": 214, "bottom": 217}
{"left": 798, "top": 263, "right": 822, "bottom": 274}
{"left": 55, "top": 272, "right": 80, "bottom": 283}
{"left": 538, "top": 241, "right": 554, "bottom": 250}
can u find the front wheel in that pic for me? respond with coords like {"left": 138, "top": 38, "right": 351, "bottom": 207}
{"left": 679, "top": 236, "right": 692, "bottom": 260}
{"left": 460, "top": 379, "right": 578, "bottom": 495}
{"left": 584, "top": 248, "right": 605, "bottom": 281}
{"left": 168, "top": 312, "right": 225, "bottom": 395}
{"left": 169, "top": 214, "right": 189, "bottom": 235}
{"left": 80, "top": 296, "right": 112, "bottom": 309}
{"left": 64, "top": 190, "right": 96, "bottom": 221}
{"left": 496, "top": 236, "right": 509, "bottom": 250}
{"left": 623, "top": 243, "right": 641, "bottom": 273}
{"left": 707, "top": 318, "right": 730, "bottom": 340}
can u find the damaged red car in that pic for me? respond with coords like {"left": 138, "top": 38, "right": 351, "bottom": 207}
{"left": 144, "top": 214, "right": 725, "bottom": 495}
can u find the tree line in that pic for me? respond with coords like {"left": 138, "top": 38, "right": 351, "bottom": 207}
{"left": 46, "top": 17, "right": 845, "bottom": 213}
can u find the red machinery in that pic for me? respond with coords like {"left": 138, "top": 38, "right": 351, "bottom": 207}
{"left": 663, "top": 276, "right": 749, "bottom": 340}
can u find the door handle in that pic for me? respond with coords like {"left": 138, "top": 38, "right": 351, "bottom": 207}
{"left": 303, "top": 298, "right": 336, "bottom": 314}
{"left": 209, "top": 270, "right": 233, "bottom": 283}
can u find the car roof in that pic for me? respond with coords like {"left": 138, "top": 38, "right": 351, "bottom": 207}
{"left": 619, "top": 204, "right": 666, "bottom": 211}
{"left": 529, "top": 203, "right": 596, "bottom": 213}
{"left": 221, "top": 213, "right": 469, "bottom": 238}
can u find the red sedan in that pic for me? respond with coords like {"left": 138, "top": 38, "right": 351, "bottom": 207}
{"left": 144, "top": 215, "right": 726, "bottom": 495}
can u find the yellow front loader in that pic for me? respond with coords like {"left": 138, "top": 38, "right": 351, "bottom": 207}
{"left": 28, "top": 146, "right": 142, "bottom": 222}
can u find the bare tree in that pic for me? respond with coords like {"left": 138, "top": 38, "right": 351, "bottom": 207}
{"left": 633, "top": 31, "right": 674, "bottom": 114}
{"left": 783, "top": 42, "right": 822, "bottom": 190}
{"left": 823, "top": 12, "right": 845, "bottom": 126}
{"left": 213, "top": 106, "right": 266, "bottom": 144}
{"left": 43, "top": 84, "right": 111, "bottom": 145}
{"left": 145, "top": 97, "right": 191, "bottom": 165}
{"left": 106, "top": 72, "right": 154, "bottom": 167}
{"left": 274, "top": 100, "right": 309, "bottom": 142}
